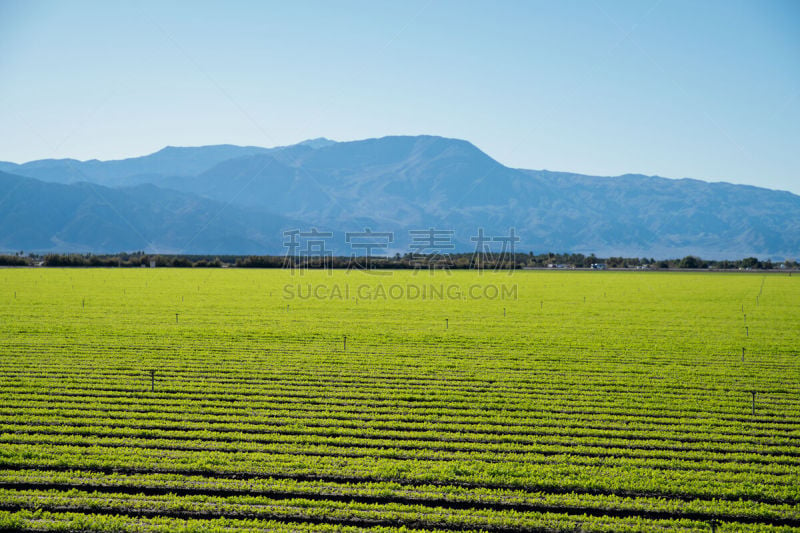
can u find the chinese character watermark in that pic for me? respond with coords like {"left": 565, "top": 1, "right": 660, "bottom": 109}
{"left": 470, "top": 228, "right": 519, "bottom": 273}
{"left": 283, "top": 228, "right": 334, "bottom": 273}
{"left": 408, "top": 228, "right": 455, "bottom": 273}
{"left": 345, "top": 228, "right": 394, "bottom": 274}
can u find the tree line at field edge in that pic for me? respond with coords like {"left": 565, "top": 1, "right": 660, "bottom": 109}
{"left": 0, "top": 252, "right": 795, "bottom": 271}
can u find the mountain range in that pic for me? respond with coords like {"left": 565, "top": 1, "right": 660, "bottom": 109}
{"left": 1, "top": 135, "right": 798, "bottom": 259}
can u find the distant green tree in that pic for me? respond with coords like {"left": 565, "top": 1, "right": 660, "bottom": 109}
{"left": 741, "top": 257, "right": 759, "bottom": 269}
{"left": 0, "top": 255, "right": 28, "bottom": 266}
{"left": 679, "top": 256, "right": 702, "bottom": 269}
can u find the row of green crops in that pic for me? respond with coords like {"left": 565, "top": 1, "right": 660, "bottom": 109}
{"left": 0, "top": 268, "right": 798, "bottom": 531}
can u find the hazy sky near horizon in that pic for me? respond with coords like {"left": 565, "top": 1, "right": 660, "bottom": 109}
{"left": 1, "top": 1, "right": 798, "bottom": 193}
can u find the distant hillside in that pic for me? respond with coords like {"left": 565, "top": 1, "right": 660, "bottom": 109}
{"left": 0, "top": 145, "right": 272, "bottom": 187}
{"left": 1, "top": 136, "right": 798, "bottom": 258}
{"left": 0, "top": 171, "right": 291, "bottom": 254}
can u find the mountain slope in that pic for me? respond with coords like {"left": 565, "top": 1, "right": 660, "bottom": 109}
{"left": 1, "top": 136, "right": 798, "bottom": 258}
{"left": 519, "top": 170, "right": 800, "bottom": 257}
{"left": 0, "top": 145, "right": 273, "bottom": 187}
{"left": 0, "top": 171, "right": 291, "bottom": 254}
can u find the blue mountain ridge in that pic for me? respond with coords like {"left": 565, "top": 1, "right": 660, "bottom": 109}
{"left": 1, "top": 135, "right": 798, "bottom": 259}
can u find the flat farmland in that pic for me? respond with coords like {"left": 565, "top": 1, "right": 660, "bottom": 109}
{"left": 0, "top": 268, "right": 798, "bottom": 532}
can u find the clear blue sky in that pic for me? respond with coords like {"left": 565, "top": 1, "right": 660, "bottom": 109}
{"left": 1, "top": 0, "right": 798, "bottom": 193}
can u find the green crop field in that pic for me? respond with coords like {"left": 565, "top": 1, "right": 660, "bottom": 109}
{"left": 0, "top": 268, "right": 798, "bottom": 532}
